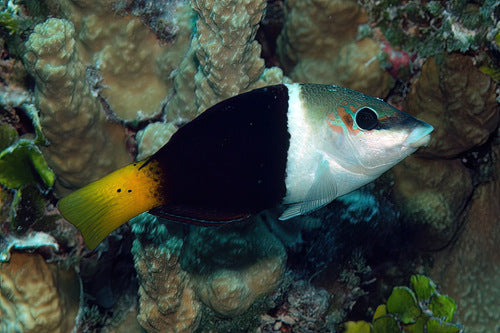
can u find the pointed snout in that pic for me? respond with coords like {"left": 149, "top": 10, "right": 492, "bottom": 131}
{"left": 403, "top": 122, "right": 434, "bottom": 148}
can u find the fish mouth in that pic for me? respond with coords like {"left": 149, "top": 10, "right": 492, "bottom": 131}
{"left": 403, "top": 122, "right": 434, "bottom": 148}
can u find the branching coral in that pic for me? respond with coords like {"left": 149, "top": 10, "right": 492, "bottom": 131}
{"left": 0, "top": 251, "right": 80, "bottom": 333}
{"left": 191, "top": 0, "right": 283, "bottom": 112}
{"left": 277, "top": 0, "right": 393, "bottom": 97}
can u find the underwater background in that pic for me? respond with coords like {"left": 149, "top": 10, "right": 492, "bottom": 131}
{"left": 0, "top": 0, "right": 499, "bottom": 332}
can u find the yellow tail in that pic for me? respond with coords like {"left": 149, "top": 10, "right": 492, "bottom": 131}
{"left": 58, "top": 159, "right": 166, "bottom": 249}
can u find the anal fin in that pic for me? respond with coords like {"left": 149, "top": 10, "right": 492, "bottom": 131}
{"left": 149, "top": 205, "right": 251, "bottom": 226}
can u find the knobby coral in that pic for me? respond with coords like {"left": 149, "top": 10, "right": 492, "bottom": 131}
{"left": 392, "top": 53, "right": 500, "bottom": 331}
{"left": 133, "top": 239, "right": 201, "bottom": 333}
{"left": 165, "top": 0, "right": 284, "bottom": 123}
{"left": 22, "top": 0, "right": 193, "bottom": 188}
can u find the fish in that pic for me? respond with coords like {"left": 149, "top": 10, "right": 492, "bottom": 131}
{"left": 58, "top": 83, "right": 433, "bottom": 249}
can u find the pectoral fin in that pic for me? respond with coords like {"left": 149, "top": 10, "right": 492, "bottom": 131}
{"left": 279, "top": 159, "right": 337, "bottom": 220}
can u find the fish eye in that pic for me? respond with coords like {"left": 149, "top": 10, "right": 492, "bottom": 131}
{"left": 355, "top": 107, "right": 378, "bottom": 130}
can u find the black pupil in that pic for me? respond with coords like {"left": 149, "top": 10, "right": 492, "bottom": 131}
{"left": 355, "top": 108, "right": 378, "bottom": 130}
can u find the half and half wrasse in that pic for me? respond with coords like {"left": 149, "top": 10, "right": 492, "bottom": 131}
{"left": 58, "top": 83, "right": 434, "bottom": 249}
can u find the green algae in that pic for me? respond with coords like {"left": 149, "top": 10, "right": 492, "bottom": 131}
{"left": 345, "top": 275, "right": 462, "bottom": 333}
{"left": 0, "top": 106, "right": 53, "bottom": 190}
{"left": 0, "top": 104, "right": 54, "bottom": 232}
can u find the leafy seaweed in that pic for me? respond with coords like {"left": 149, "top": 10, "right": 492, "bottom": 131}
{"left": 345, "top": 275, "right": 463, "bottom": 333}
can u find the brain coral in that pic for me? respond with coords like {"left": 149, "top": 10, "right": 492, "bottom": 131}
{"left": 0, "top": 251, "right": 80, "bottom": 333}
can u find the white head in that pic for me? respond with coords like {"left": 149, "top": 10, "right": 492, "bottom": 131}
{"left": 301, "top": 83, "right": 433, "bottom": 182}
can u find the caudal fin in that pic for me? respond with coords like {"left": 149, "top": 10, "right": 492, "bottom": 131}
{"left": 58, "top": 160, "right": 166, "bottom": 249}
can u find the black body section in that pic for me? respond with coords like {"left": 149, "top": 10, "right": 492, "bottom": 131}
{"left": 152, "top": 84, "right": 290, "bottom": 218}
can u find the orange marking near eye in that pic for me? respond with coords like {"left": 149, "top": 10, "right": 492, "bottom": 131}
{"left": 343, "top": 114, "right": 353, "bottom": 127}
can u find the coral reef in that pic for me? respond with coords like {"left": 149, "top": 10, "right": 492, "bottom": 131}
{"left": 391, "top": 54, "right": 500, "bottom": 331}
{"left": 0, "top": 251, "right": 80, "bottom": 333}
{"left": 186, "top": 221, "right": 286, "bottom": 317}
{"left": 405, "top": 54, "right": 499, "bottom": 159}
{"left": 359, "top": 0, "right": 498, "bottom": 57}
{"left": 261, "top": 280, "right": 330, "bottom": 332}
{"left": 165, "top": 0, "right": 284, "bottom": 122}
{"left": 430, "top": 144, "right": 500, "bottom": 332}
{"left": 277, "top": 0, "right": 393, "bottom": 97}
{"left": 192, "top": 254, "right": 284, "bottom": 317}
{"left": 22, "top": 0, "right": 194, "bottom": 189}
{"left": 392, "top": 53, "right": 499, "bottom": 246}
{"left": 133, "top": 240, "right": 201, "bottom": 333}
{"left": 23, "top": 18, "right": 131, "bottom": 190}
{"left": 392, "top": 156, "right": 473, "bottom": 248}
{"left": 131, "top": 214, "right": 201, "bottom": 333}
{"left": 132, "top": 214, "right": 287, "bottom": 325}
{"left": 2, "top": 0, "right": 500, "bottom": 331}
{"left": 135, "top": 121, "right": 177, "bottom": 160}
{"left": 51, "top": 0, "right": 191, "bottom": 122}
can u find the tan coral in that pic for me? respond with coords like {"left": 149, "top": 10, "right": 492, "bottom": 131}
{"left": 190, "top": 0, "right": 284, "bottom": 113}
{"left": 277, "top": 0, "right": 393, "bottom": 97}
{"left": 134, "top": 241, "right": 201, "bottom": 333}
{"left": 23, "top": 18, "right": 131, "bottom": 191}
{"left": 430, "top": 145, "right": 500, "bottom": 332}
{"left": 0, "top": 251, "right": 80, "bottom": 333}
{"left": 136, "top": 122, "right": 178, "bottom": 160}
{"left": 405, "top": 54, "right": 499, "bottom": 158}
{"left": 24, "top": 2, "right": 195, "bottom": 189}
{"left": 392, "top": 156, "right": 474, "bottom": 249}
{"left": 54, "top": 0, "right": 192, "bottom": 122}
{"left": 165, "top": 0, "right": 284, "bottom": 122}
{"left": 192, "top": 254, "right": 285, "bottom": 317}
{"left": 392, "top": 53, "right": 499, "bottom": 248}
